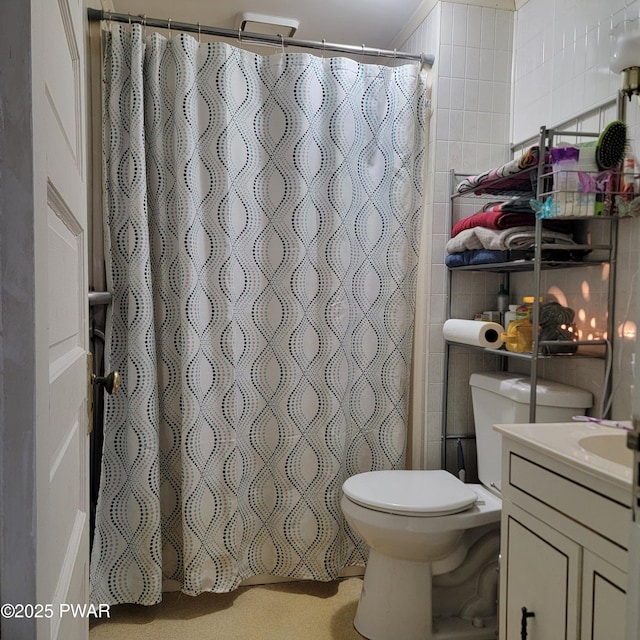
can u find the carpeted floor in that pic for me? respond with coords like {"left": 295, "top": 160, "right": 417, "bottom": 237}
{"left": 89, "top": 577, "right": 366, "bottom": 640}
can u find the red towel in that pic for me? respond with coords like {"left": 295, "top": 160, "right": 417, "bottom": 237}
{"left": 451, "top": 201, "right": 573, "bottom": 238}
{"left": 451, "top": 209, "right": 535, "bottom": 237}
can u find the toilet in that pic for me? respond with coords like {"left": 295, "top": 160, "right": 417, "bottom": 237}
{"left": 341, "top": 372, "right": 592, "bottom": 640}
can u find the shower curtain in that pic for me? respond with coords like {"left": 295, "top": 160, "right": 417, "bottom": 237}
{"left": 90, "top": 23, "right": 427, "bottom": 605}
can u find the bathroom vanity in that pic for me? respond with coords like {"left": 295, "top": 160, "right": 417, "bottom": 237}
{"left": 495, "top": 422, "right": 633, "bottom": 640}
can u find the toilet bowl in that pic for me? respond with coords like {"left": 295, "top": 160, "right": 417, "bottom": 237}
{"left": 341, "top": 372, "right": 593, "bottom": 640}
{"left": 341, "top": 474, "right": 501, "bottom": 640}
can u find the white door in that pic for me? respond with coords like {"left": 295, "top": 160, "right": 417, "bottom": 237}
{"left": 0, "top": 0, "right": 90, "bottom": 638}
{"left": 38, "top": 0, "right": 90, "bottom": 636}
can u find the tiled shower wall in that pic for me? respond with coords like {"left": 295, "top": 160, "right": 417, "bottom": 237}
{"left": 403, "top": 0, "right": 640, "bottom": 471}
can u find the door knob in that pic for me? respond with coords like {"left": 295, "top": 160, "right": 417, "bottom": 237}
{"left": 92, "top": 370, "right": 121, "bottom": 395}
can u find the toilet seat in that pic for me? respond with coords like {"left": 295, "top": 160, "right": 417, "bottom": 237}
{"left": 342, "top": 470, "right": 477, "bottom": 516}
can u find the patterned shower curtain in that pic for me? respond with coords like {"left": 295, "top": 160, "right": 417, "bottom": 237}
{"left": 90, "top": 23, "right": 426, "bottom": 605}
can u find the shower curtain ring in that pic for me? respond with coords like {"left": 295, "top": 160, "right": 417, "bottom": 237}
{"left": 322, "top": 38, "right": 326, "bottom": 59}
{"left": 197, "top": 22, "right": 201, "bottom": 43}
{"left": 280, "top": 33, "right": 285, "bottom": 55}
{"left": 238, "top": 27, "right": 243, "bottom": 48}
{"left": 167, "top": 18, "right": 172, "bottom": 39}
{"left": 141, "top": 14, "right": 147, "bottom": 39}
{"left": 361, "top": 43, "right": 366, "bottom": 63}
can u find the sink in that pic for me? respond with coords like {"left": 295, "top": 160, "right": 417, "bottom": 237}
{"left": 579, "top": 433, "right": 633, "bottom": 467}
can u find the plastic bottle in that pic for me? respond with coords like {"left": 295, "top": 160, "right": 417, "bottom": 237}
{"left": 515, "top": 302, "right": 531, "bottom": 321}
{"left": 516, "top": 296, "right": 543, "bottom": 321}
{"left": 501, "top": 320, "right": 533, "bottom": 353}
{"left": 497, "top": 284, "right": 509, "bottom": 314}
{"left": 504, "top": 304, "right": 519, "bottom": 329}
{"left": 623, "top": 155, "right": 635, "bottom": 200}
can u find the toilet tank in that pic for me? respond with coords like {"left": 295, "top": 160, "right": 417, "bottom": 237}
{"left": 469, "top": 372, "right": 593, "bottom": 492}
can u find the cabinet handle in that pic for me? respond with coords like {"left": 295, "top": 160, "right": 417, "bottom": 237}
{"left": 521, "top": 606, "right": 535, "bottom": 639}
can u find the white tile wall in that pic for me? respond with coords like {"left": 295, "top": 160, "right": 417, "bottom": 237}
{"left": 401, "top": 0, "right": 640, "bottom": 471}
{"left": 403, "top": 2, "right": 515, "bottom": 470}
{"left": 513, "top": 0, "right": 629, "bottom": 143}
{"left": 512, "top": 0, "right": 640, "bottom": 421}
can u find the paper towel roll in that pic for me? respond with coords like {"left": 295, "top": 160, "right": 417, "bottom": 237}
{"left": 443, "top": 319, "right": 505, "bottom": 349}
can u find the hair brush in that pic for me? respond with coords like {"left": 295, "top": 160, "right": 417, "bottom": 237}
{"left": 595, "top": 120, "right": 627, "bottom": 170}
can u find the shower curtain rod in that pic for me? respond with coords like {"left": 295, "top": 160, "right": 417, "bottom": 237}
{"left": 87, "top": 8, "right": 434, "bottom": 65}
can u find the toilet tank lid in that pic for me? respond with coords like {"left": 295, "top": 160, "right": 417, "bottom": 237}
{"left": 469, "top": 371, "right": 593, "bottom": 408}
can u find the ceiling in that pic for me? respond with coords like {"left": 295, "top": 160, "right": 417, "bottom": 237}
{"left": 109, "top": 0, "right": 428, "bottom": 52}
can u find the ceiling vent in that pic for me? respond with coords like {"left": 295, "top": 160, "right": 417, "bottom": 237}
{"left": 236, "top": 12, "right": 299, "bottom": 38}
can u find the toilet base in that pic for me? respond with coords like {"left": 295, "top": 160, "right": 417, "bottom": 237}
{"left": 354, "top": 549, "right": 433, "bottom": 640}
{"left": 353, "top": 524, "right": 500, "bottom": 640}
{"left": 353, "top": 554, "right": 497, "bottom": 640}
{"left": 356, "top": 579, "right": 497, "bottom": 640}
{"left": 432, "top": 615, "right": 497, "bottom": 639}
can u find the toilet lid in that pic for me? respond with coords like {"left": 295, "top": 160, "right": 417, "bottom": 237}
{"left": 342, "top": 470, "right": 477, "bottom": 516}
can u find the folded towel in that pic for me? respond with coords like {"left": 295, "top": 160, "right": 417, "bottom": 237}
{"left": 446, "top": 226, "right": 575, "bottom": 254}
{"left": 456, "top": 147, "right": 541, "bottom": 195}
{"left": 451, "top": 199, "right": 575, "bottom": 238}
{"left": 492, "top": 198, "right": 536, "bottom": 214}
{"left": 445, "top": 248, "right": 588, "bottom": 269}
{"left": 503, "top": 228, "right": 576, "bottom": 250}
{"left": 451, "top": 209, "right": 536, "bottom": 238}
{"left": 445, "top": 250, "right": 508, "bottom": 267}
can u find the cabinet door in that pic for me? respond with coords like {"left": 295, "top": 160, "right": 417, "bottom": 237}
{"left": 581, "top": 550, "right": 627, "bottom": 640}
{"left": 501, "top": 505, "right": 581, "bottom": 640}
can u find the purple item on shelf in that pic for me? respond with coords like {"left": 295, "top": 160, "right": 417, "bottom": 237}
{"left": 550, "top": 146, "right": 579, "bottom": 164}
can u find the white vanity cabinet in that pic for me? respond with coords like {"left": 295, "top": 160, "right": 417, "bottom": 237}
{"left": 502, "top": 502, "right": 581, "bottom": 638}
{"left": 496, "top": 423, "right": 632, "bottom": 640}
{"left": 581, "top": 550, "right": 627, "bottom": 639}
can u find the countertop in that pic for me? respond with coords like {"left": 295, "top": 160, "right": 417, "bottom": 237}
{"left": 494, "top": 421, "right": 633, "bottom": 490}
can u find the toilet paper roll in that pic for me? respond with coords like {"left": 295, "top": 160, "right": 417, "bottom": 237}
{"left": 443, "top": 319, "right": 505, "bottom": 349}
